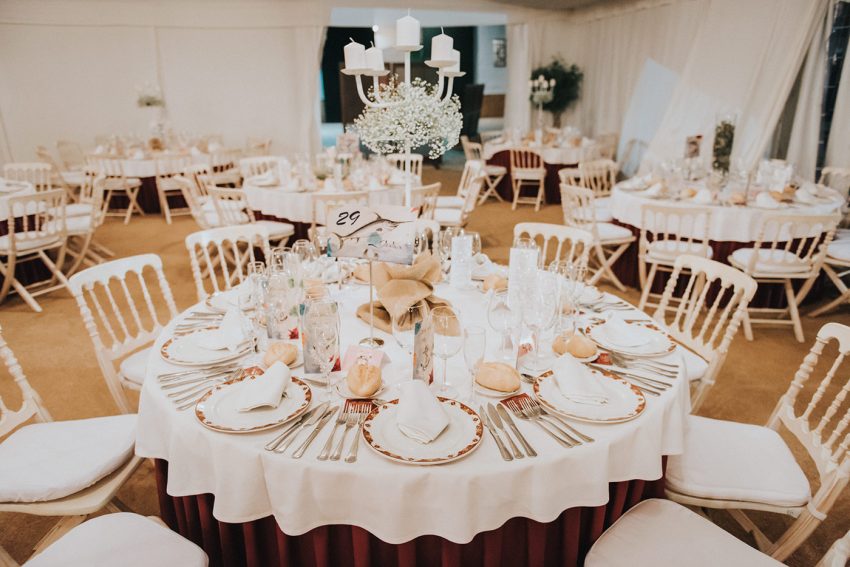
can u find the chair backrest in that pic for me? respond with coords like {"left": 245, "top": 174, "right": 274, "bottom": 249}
{"left": 458, "top": 176, "right": 484, "bottom": 226}
{"left": 35, "top": 146, "right": 76, "bottom": 196}
{"left": 312, "top": 191, "right": 369, "bottom": 228}
{"left": 460, "top": 136, "right": 484, "bottom": 161}
{"left": 513, "top": 222, "right": 593, "bottom": 269}
{"left": 245, "top": 137, "right": 271, "bottom": 157}
{"left": 579, "top": 159, "right": 618, "bottom": 198}
{"left": 211, "top": 148, "right": 242, "bottom": 173}
{"left": 596, "top": 133, "right": 619, "bottom": 161}
{"left": 184, "top": 164, "right": 212, "bottom": 198}
{"left": 410, "top": 182, "right": 440, "bottom": 220}
{"left": 155, "top": 154, "right": 192, "bottom": 184}
{"left": 767, "top": 322, "right": 850, "bottom": 533}
{"left": 454, "top": 159, "right": 483, "bottom": 201}
{"left": 69, "top": 254, "right": 178, "bottom": 413}
{"left": 653, "top": 255, "right": 757, "bottom": 409}
{"left": 818, "top": 167, "right": 850, "bottom": 198}
{"left": 207, "top": 187, "right": 253, "bottom": 226}
{"left": 3, "top": 162, "right": 53, "bottom": 191}
{"left": 86, "top": 155, "right": 127, "bottom": 180}
{"left": 0, "top": 324, "right": 52, "bottom": 438}
{"left": 509, "top": 148, "right": 544, "bottom": 171}
{"left": 173, "top": 175, "right": 213, "bottom": 229}
{"left": 745, "top": 213, "right": 838, "bottom": 276}
{"left": 639, "top": 204, "right": 712, "bottom": 259}
{"left": 185, "top": 224, "right": 271, "bottom": 301}
{"left": 386, "top": 153, "right": 423, "bottom": 182}
{"left": 239, "top": 156, "right": 279, "bottom": 179}
{"left": 560, "top": 183, "right": 601, "bottom": 238}
{"left": 5, "top": 189, "right": 67, "bottom": 254}
{"left": 77, "top": 172, "right": 109, "bottom": 229}
{"left": 56, "top": 140, "right": 85, "bottom": 169}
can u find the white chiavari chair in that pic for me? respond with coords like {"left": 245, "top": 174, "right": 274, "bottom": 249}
{"left": 85, "top": 155, "right": 143, "bottom": 224}
{"left": 64, "top": 174, "right": 109, "bottom": 276}
{"left": 560, "top": 183, "right": 635, "bottom": 291}
{"left": 0, "top": 324, "right": 141, "bottom": 563}
{"left": 584, "top": 499, "right": 784, "bottom": 566}
{"left": 638, "top": 204, "right": 712, "bottom": 311}
{"left": 154, "top": 154, "right": 191, "bottom": 224}
{"left": 386, "top": 153, "right": 423, "bottom": 184}
{"left": 556, "top": 146, "right": 600, "bottom": 188}
{"left": 729, "top": 213, "right": 839, "bottom": 342}
{"left": 409, "top": 182, "right": 440, "bottom": 220}
{"left": 513, "top": 222, "right": 592, "bottom": 269}
{"left": 209, "top": 148, "right": 242, "bottom": 186}
{"left": 239, "top": 156, "right": 279, "bottom": 180}
{"left": 35, "top": 146, "right": 82, "bottom": 199}
{"left": 818, "top": 167, "right": 850, "bottom": 198}
{"left": 186, "top": 224, "right": 271, "bottom": 301}
{"left": 3, "top": 163, "right": 52, "bottom": 192}
{"left": 69, "top": 254, "right": 178, "bottom": 413}
{"left": 312, "top": 191, "right": 369, "bottom": 231}
{"left": 56, "top": 140, "right": 85, "bottom": 171}
{"left": 207, "top": 186, "right": 294, "bottom": 245}
{"left": 0, "top": 189, "right": 71, "bottom": 312}
{"left": 653, "top": 255, "right": 756, "bottom": 411}
{"left": 245, "top": 137, "right": 272, "bottom": 157}
{"left": 509, "top": 148, "right": 546, "bottom": 211}
{"left": 174, "top": 175, "right": 214, "bottom": 230}
{"left": 460, "top": 137, "right": 506, "bottom": 204}
{"left": 579, "top": 158, "right": 619, "bottom": 210}
{"left": 436, "top": 160, "right": 481, "bottom": 209}
{"left": 184, "top": 164, "right": 213, "bottom": 200}
{"left": 666, "top": 321, "right": 850, "bottom": 562}
{"left": 810, "top": 239, "right": 850, "bottom": 316}
{"left": 434, "top": 175, "right": 484, "bottom": 228}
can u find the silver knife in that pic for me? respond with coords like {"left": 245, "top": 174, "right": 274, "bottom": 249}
{"left": 589, "top": 363, "right": 672, "bottom": 389}
{"left": 292, "top": 407, "right": 338, "bottom": 459}
{"left": 480, "top": 405, "right": 512, "bottom": 461}
{"left": 496, "top": 403, "right": 537, "bottom": 457}
{"left": 487, "top": 403, "right": 523, "bottom": 459}
{"left": 536, "top": 407, "right": 595, "bottom": 444}
{"left": 266, "top": 402, "right": 329, "bottom": 452}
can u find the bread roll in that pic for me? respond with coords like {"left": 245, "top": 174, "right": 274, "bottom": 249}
{"left": 681, "top": 187, "right": 697, "bottom": 199}
{"left": 728, "top": 192, "right": 746, "bottom": 205}
{"left": 346, "top": 361, "right": 382, "bottom": 397}
{"left": 263, "top": 341, "right": 298, "bottom": 367}
{"left": 553, "top": 331, "right": 597, "bottom": 358}
{"left": 475, "top": 362, "right": 520, "bottom": 393}
{"left": 483, "top": 274, "right": 508, "bottom": 292}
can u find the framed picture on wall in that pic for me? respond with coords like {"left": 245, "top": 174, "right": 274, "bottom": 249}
{"left": 493, "top": 38, "right": 506, "bottom": 67}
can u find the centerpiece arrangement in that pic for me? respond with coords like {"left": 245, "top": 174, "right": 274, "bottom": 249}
{"left": 136, "top": 82, "right": 168, "bottom": 141}
{"left": 528, "top": 57, "right": 583, "bottom": 128}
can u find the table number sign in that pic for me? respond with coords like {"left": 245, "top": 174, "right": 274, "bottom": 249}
{"left": 325, "top": 204, "right": 418, "bottom": 265}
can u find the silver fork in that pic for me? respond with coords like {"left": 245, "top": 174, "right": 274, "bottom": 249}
{"left": 318, "top": 401, "right": 350, "bottom": 461}
{"left": 609, "top": 352, "right": 677, "bottom": 377}
{"left": 330, "top": 409, "right": 358, "bottom": 461}
{"left": 344, "top": 402, "right": 372, "bottom": 463}
{"left": 519, "top": 398, "right": 585, "bottom": 446}
{"left": 525, "top": 398, "right": 595, "bottom": 443}
{"left": 506, "top": 399, "right": 574, "bottom": 447}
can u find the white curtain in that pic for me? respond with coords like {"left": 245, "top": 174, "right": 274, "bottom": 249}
{"left": 646, "top": 0, "right": 828, "bottom": 171}
{"left": 826, "top": 34, "right": 850, "bottom": 169}
{"left": 786, "top": 4, "right": 832, "bottom": 181}
{"left": 504, "top": 23, "right": 534, "bottom": 133}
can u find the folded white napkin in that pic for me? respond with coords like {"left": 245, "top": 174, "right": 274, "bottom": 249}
{"left": 642, "top": 183, "right": 664, "bottom": 198}
{"left": 620, "top": 175, "right": 651, "bottom": 191}
{"left": 191, "top": 307, "right": 246, "bottom": 353}
{"left": 754, "top": 191, "right": 779, "bottom": 209}
{"left": 554, "top": 354, "right": 609, "bottom": 403}
{"left": 471, "top": 253, "right": 495, "bottom": 278}
{"left": 599, "top": 313, "right": 653, "bottom": 348}
{"left": 692, "top": 188, "right": 713, "bottom": 204}
{"left": 235, "top": 361, "right": 290, "bottom": 412}
{"left": 574, "top": 283, "right": 602, "bottom": 304}
{"left": 396, "top": 380, "right": 449, "bottom": 444}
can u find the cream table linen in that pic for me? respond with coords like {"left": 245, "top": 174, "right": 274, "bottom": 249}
{"left": 482, "top": 141, "right": 597, "bottom": 165}
{"left": 116, "top": 154, "right": 212, "bottom": 179}
{"left": 135, "top": 283, "right": 689, "bottom": 544}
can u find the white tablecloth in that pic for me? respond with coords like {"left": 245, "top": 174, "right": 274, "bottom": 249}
{"left": 115, "top": 155, "right": 211, "bottom": 179}
{"left": 0, "top": 179, "right": 36, "bottom": 219}
{"left": 610, "top": 186, "right": 844, "bottom": 243}
{"left": 136, "top": 283, "right": 689, "bottom": 544}
{"left": 482, "top": 142, "right": 595, "bottom": 165}
{"left": 243, "top": 183, "right": 406, "bottom": 225}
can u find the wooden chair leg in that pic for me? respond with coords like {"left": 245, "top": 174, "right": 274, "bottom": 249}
{"left": 37, "top": 250, "right": 72, "bottom": 294}
{"left": 784, "top": 279, "right": 804, "bottom": 343}
{"left": 511, "top": 179, "right": 519, "bottom": 210}
{"left": 809, "top": 265, "right": 849, "bottom": 316}
{"left": 158, "top": 186, "right": 172, "bottom": 225}
{"left": 66, "top": 234, "right": 95, "bottom": 275}
{"left": 638, "top": 262, "right": 657, "bottom": 311}
{"left": 742, "top": 307, "right": 754, "bottom": 341}
{"left": 0, "top": 261, "right": 43, "bottom": 312}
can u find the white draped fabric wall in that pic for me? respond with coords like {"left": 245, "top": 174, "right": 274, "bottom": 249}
{"left": 826, "top": 34, "right": 850, "bottom": 170}
{"left": 0, "top": 1, "right": 327, "bottom": 163}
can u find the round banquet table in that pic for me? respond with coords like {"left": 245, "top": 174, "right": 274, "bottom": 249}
{"left": 136, "top": 281, "right": 690, "bottom": 567}
{"left": 101, "top": 154, "right": 211, "bottom": 214}
{"left": 608, "top": 185, "right": 845, "bottom": 307}
{"left": 244, "top": 182, "right": 407, "bottom": 241}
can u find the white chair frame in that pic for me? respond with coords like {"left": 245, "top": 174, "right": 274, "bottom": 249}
{"left": 509, "top": 148, "right": 546, "bottom": 211}
{"left": 579, "top": 159, "right": 618, "bottom": 200}
{"left": 239, "top": 156, "right": 281, "bottom": 180}
{"left": 86, "top": 156, "right": 144, "bottom": 224}
{"left": 185, "top": 224, "right": 271, "bottom": 301}
{"left": 3, "top": 162, "right": 52, "bottom": 192}
{"left": 56, "top": 140, "right": 85, "bottom": 171}
{"left": 460, "top": 138, "right": 505, "bottom": 204}
{"left": 155, "top": 154, "right": 192, "bottom": 224}
{"left": 810, "top": 245, "right": 850, "bottom": 317}
{"left": 386, "top": 153, "right": 423, "bottom": 183}
{"left": 435, "top": 176, "right": 484, "bottom": 228}
{"left": 513, "top": 222, "right": 592, "bottom": 270}
{"left": 410, "top": 182, "right": 440, "bottom": 220}
{"left": 64, "top": 173, "right": 109, "bottom": 276}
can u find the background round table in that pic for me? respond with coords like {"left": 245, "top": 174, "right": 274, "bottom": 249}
{"left": 136, "top": 282, "right": 689, "bottom": 567}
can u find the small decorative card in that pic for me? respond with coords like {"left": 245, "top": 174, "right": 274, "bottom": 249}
{"left": 324, "top": 205, "right": 418, "bottom": 265}
{"left": 341, "top": 345, "right": 387, "bottom": 370}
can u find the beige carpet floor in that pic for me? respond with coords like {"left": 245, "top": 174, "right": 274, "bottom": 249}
{"left": 1, "top": 165, "right": 849, "bottom": 565}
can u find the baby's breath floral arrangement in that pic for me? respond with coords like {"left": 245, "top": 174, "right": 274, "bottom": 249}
{"left": 354, "top": 77, "right": 462, "bottom": 159}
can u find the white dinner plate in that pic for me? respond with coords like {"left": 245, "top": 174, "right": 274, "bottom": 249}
{"left": 160, "top": 329, "right": 250, "bottom": 366}
{"left": 195, "top": 367, "right": 311, "bottom": 433}
{"left": 534, "top": 368, "right": 646, "bottom": 423}
{"left": 585, "top": 321, "right": 675, "bottom": 357}
{"left": 473, "top": 379, "right": 521, "bottom": 398}
{"left": 205, "top": 288, "right": 243, "bottom": 312}
{"left": 574, "top": 283, "right": 604, "bottom": 305}
{"left": 362, "top": 398, "right": 483, "bottom": 465}
{"left": 334, "top": 377, "right": 388, "bottom": 400}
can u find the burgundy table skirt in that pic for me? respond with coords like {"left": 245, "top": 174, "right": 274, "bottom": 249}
{"left": 106, "top": 177, "right": 187, "bottom": 215}
{"left": 486, "top": 151, "right": 571, "bottom": 206}
{"left": 155, "top": 458, "right": 665, "bottom": 567}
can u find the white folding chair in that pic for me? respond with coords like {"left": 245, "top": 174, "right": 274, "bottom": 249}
{"left": 653, "top": 255, "right": 757, "bottom": 411}
{"left": 513, "top": 222, "right": 592, "bottom": 269}
{"left": 386, "top": 153, "right": 423, "bottom": 183}
{"left": 184, "top": 164, "right": 213, "bottom": 201}
{"left": 69, "top": 254, "right": 178, "bottom": 413}
{"left": 35, "top": 146, "right": 82, "bottom": 199}
{"left": 666, "top": 321, "right": 850, "bottom": 562}
{"left": 728, "top": 212, "right": 839, "bottom": 342}
{"left": 810, "top": 239, "right": 850, "bottom": 316}
{"left": 434, "top": 176, "right": 484, "bottom": 228}
{"left": 174, "top": 175, "right": 215, "bottom": 230}
{"left": 0, "top": 189, "right": 72, "bottom": 312}
{"left": 209, "top": 148, "right": 242, "bottom": 186}
{"left": 637, "top": 203, "right": 712, "bottom": 311}
{"left": 239, "top": 156, "right": 281, "bottom": 179}
{"left": 86, "top": 156, "right": 143, "bottom": 224}
{"left": 560, "top": 183, "right": 635, "bottom": 291}
{"left": 0, "top": 325, "right": 141, "bottom": 563}
{"left": 207, "top": 186, "right": 294, "bottom": 245}
{"left": 579, "top": 158, "right": 618, "bottom": 215}
{"left": 3, "top": 163, "right": 53, "bottom": 192}
{"left": 154, "top": 154, "right": 192, "bottom": 224}
{"left": 312, "top": 190, "right": 369, "bottom": 231}
{"left": 409, "top": 182, "right": 441, "bottom": 220}
{"left": 64, "top": 174, "right": 109, "bottom": 275}
{"left": 185, "top": 224, "right": 271, "bottom": 301}
{"left": 460, "top": 137, "right": 506, "bottom": 204}
{"left": 509, "top": 148, "right": 546, "bottom": 211}
{"left": 435, "top": 160, "right": 482, "bottom": 209}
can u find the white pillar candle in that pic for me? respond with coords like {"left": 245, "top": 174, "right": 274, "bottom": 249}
{"left": 445, "top": 49, "right": 460, "bottom": 72}
{"left": 396, "top": 14, "right": 420, "bottom": 46}
{"left": 344, "top": 39, "right": 366, "bottom": 71}
{"left": 365, "top": 45, "right": 384, "bottom": 71}
{"left": 431, "top": 32, "right": 453, "bottom": 61}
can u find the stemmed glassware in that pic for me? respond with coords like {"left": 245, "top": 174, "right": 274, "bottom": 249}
{"left": 548, "top": 261, "right": 587, "bottom": 334}
{"left": 487, "top": 289, "right": 517, "bottom": 362}
{"left": 292, "top": 239, "right": 317, "bottom": 264}
{"left": 392, "top": 301, "right": 430, "bottom": 381}
{"left": 302, "top": 298, "right": 340, "bottom": 401}
{"left": 463, "top": 325, "right": 486, "bottom": 401}
{"left": 432, "top": 306, "right": 462, "bottom": 399}
{"left": 519, "top": 270, "right": 560, "bottom": 374}
{"left": 438, "top": 227, "right": 461, "bottom": 275}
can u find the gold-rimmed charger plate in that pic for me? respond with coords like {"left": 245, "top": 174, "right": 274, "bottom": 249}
{"left": 585, "top": 321, "right": 675, "bottom": 357}
{"left": 534, "top": 367, "right": 646, "bottom": 424}
{"left": 160, "top": 328, "right": 250, "bottom": 366}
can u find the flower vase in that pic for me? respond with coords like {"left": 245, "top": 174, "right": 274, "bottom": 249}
{"left": 712, "top": 114, "right": 736, "bottom": 175}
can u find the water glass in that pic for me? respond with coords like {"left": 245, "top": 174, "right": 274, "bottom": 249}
{"left": 463, "top": 325, "right": 486, "bottom": 401}
{"left": 292, "top": 239, "right": 317, "bottom": 264}
{"left": 302, "top": 298, "right": 340, "bottom": 401}
{"left": 432, "top": 306, "right": 462, "bottom": 399}
{"left": 520, "top": 270, "right": 560, "bottom": 373}
{"left": 487, "top": 290, "right": 516, "bottom": 362}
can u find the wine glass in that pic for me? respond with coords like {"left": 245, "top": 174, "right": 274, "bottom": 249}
{"left": 519, "top": 270, "right": 560, "bottom": 374}
{"left": 461, "top": 230, "right": 482, "bottom": 256}
{"left": 463, "top": 325, "right": 486, "bottom": 402}
{"left": 302, "top": 298, "right": 340, "bottom": 401}
{"left": 438, "top": 227, "right": 460, "bottom": 274}
{"left": 487, "top": 290, "right": 517, "bottom": 362}
{"left": 292, "top": 239, "right": 317, "bottom": 264}
{"left": 392, "top": 301, "right": 429, "bottom": 380}
{"left": 432, "top": 306, "right": 462, "bottom": 399}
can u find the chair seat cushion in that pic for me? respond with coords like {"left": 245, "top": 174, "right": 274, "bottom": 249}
{"left": 827, "top": 240, "right": 850, "bottom": 263}
{"left": 666, "top": 416, "right": 810, "bottom": 507}
{"left": 585, "top": 499, "right": 782, "bottom": 567}
{"left": 512, "top": 168, "right": 545, "bottom": 181}
{"left": 434, "top": 208, "right": 463, "bottom": 225}
{"left": 255, "top": 220, "right": 294, "bottom": 239}
{"left": 436, "top": 196, "right": 465, "bottom": 209}
{"left": 729, "top": 248, "right": 810, "bottom": 275}
{"left": 119, "top": 347, "right": 151, "bottom": 386}
{"left": 647, "top": 240, "right": 713, "bottom": 263}
{"left": 64, "top": 215, "right": 94, "bottom": 235}
{"left": 0, "top": 414, "right": 137, "bottom": 503}
{"left": 835, "top": 228, "right": 850, "bottom": 241}
{"left": 66, "top": 203, "right": 94, "bottom": 217}
{"left": 680, "top": 347, "right": 708, "bottom": 382}
{"left": 24, "top": 513, "right": 208, "bottom": 567}
{"left": 60, "top": 171, "right": 85, "bottom": 187}
{"left": 577, "top": 205, "right": 613, "bottom": 223}
{"left": 484, "top": 165, "right": 507, "bottom": 177}
{"left": 596, "top": 222, "right": 634, "bottom": 242}
{"left": 0, "top": 232, "right": 61, "bottom": 253}
{"left": 105, "top": 178, "right": 141, "bottom": 190}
